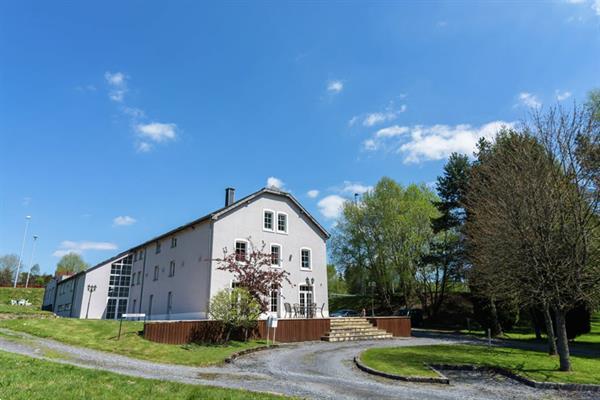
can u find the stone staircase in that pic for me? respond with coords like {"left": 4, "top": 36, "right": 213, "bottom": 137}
{"left": 321, "top": 317, "right": 393, "bottom": 342}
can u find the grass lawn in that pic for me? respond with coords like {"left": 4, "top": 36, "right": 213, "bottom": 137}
{"left": 0, "top": 317, "right": 266, "bottom": 366}
{"left": 0, "top": 350, "right": 287, "bottom": 400}
{"left": 459, "top": 311, "right": 600, "bottom": 349}
{"left": 0, "top": 287, "right": 51, "bottom": 316}
{"left": 360, "top": 344, "right": 600, "bottom": 384}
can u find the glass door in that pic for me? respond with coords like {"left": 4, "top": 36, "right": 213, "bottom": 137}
{"left": 299, "top": 285, "right": 313, "bottom": 317}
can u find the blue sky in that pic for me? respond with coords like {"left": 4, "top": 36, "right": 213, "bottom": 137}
{"left": 1, "top": 1, "right": 599, "bottom": 275}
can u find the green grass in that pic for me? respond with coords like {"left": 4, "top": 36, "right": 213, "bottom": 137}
{"left": 360, "top": 344, "right": 600, "bottom": 385}
{"left": 0, "top": 318, "right": 266, "bottom": 366}
{"left": 0, "top": 287, "right": 50, "bottom": 315}
{"left": 459, "top": 311, "right": 600, "bottom": 348}
{"left": 0, "top": 350, "right": 288, "bottom": 400}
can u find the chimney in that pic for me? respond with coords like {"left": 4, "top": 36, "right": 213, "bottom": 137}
{"left": 225, "top": 187, "right": 235, "bottom": 207}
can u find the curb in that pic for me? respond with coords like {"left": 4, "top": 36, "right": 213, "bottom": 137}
{"left": 429, "top": 364, "right": 600, "bottom": 393}
{"left": 224, "top": 344, "right": 279, "bottom": 363}
{"left": 353, "top": 352, "right": 450, "bottom": 384}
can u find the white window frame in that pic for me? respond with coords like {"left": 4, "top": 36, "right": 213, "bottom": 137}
{"left": 269, "top": 285, "right": 279, "bottom": 314}
{"left": 270, "top": 243, "right": 282, "bottom": 268}
{"left": 263, "top": 209, "right": 275, "bottom": 232}
{"left": 234, "top": 238, "right": 249, "bottom": 262}
{"left": 276, "top": 212, "right": 288, "bottom": 234}
{"left": 300, "top": 247, "right": 312, "bottom": 271}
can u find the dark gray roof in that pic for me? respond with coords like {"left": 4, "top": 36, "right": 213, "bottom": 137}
{"left": 129, "top": 187, "right": 330, "bottom": 252}
{"left": 56, "top": 187, "right": 329, "bottom": 286}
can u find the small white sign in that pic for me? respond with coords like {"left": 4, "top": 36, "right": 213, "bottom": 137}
{"left": 122, "top": 313, "right": 145, "bottom": 318}
{"left": 267, "top": 315, "right": 278, "bottom": 328}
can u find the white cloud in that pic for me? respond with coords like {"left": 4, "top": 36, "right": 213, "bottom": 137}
{"left": 136, "top": 142, "right": 152, "bottom": 153}
{"left": 350, "top": 104, "right": 407, "bottom": 128}
{"left": 555, "top": 90, "right": 572, "bottom": 101}
{"left": 318, "top": 195, "right": 346, "bottom": 219}
{"left": 267, "top": 177, "right": 284, "bottom": 189}
{"left": 122, "top": 107, "right": 145, "bottom": 119}
{"left": 593, "top": 0, "right": 600, "bottom": 15}
{"left": 307, "top": 190, "right": 319, "bottom": 198}
{"left": 364, "top": 121, "right": 513, "bottom": 163}
{"left": 327, "top": 80, "right": 344, "bottom": 94}
{"left": 375, "top": 125, "right": 410, "bottom": 138}
{"left": 135, "top": 122, "right": 177, "bottom": 143}
{"left": 113, "top": 216, "right": 137, "bottom": 226}
{"left": 53, "top": 240, "right": 118, "bottom": 257}
{"left": 104, "top": 71, "right": 128, "bottom": 102}
{"left": 518, "top": 92, "right": 542, "bottom": 108}
{"left": 341, "top": 181, "right": 372, "bottom": 195}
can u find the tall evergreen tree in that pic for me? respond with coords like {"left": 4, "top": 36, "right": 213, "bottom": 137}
{"left": 418, "top": 154, "right": 471, "bottom": 318}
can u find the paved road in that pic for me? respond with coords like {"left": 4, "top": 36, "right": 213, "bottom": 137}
{"left": 0, "top": 328, "right": 595, "bottom": 400}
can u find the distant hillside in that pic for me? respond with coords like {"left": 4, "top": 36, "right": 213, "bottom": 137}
{"left": 0, "top": 287, "right": 45, "bottom": 314}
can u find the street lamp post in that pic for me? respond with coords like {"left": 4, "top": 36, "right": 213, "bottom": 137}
{"left": 368, "top": 281, "right": 376, "bottom": 317}
{"left": 25, "top": 235, "right": 39, "bottom": 288}
{"left": 85, "top": 284, "right": 97, "bottom": 319}
{"left": 14, "top": 216, "right": 31, "bottom": 288}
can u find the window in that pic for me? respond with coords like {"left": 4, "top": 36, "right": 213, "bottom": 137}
{"left": 231, "top": 281, "right": 241, "bottom": 288}
{"left": 106, "top": 298, "right": 117, "bottom": 319}
{"left": 167, "top": 292, "right": 173, "bottom": 317}
{"left": 171, "top": 237, "right": 177, "bottom": 248}
{"left": 153, "top": 265, "right": 159, "bottom": 281}
{"left": 301, "top": 248, "right": 311, "bottom": 270}
{"left": 133, "top": 252, "right": 137, "bottom": 262}
{"left": 263, "top": 210, "right": 274, "bottom": 231}
{"left": 277, "top": 213, "right": 287, "bottom": 233}
{"left": 270, "top": 244, "right": 281, "bottom": 266}
{"left": 235, "top": 241, "right": 247, "bottom": 261}
{"left": 148, "top": 294, "right": 154, "bottom": 318}
{"left": 169, "top": 260, "right": 175, "bottom": 277}
{"left": 155, "top": 241, "right": 161, "bottom": 254}
{"left": 139, "top": 249, "right": 144, "bottom": 260}
{"left": 270, "top": 285, "right": 279, "bottom": 313}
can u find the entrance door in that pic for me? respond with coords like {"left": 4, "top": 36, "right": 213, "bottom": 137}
{"left": 299, "top": 285, "right": 313, "bottom": 317}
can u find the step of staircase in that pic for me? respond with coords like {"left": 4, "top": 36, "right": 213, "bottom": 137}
{"left": 322, "top": 317, "right": 393, "bottom": 342}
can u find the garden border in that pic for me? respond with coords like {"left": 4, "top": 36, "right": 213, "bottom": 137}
{"left": 224, "top": 344, "right": 280, "bottom": 363}
{"left": 353, "top": 351, "right": 450, "bottom": 384}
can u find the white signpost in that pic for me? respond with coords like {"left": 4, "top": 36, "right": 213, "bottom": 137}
{"left": 117, "top": 313, "right": 146, "bottom": 340}
{"left": 266, "top": 315, "right": 278, "bottom": 346}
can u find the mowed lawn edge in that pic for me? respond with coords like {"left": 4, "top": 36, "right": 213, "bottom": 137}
{"left": 0, "top": 317, "right": 266, "bottom": 366}
{"left": 359, "top": 344, "right": 600, "bottom": 385}
{"left": 0, "top": 349, "right": 289, "bottom": 400}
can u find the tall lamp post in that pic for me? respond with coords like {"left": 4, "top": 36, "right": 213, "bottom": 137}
{"left": 85, "top": 284, "right": 97, "bottom": 319}
{"left": 14, "top": 216, "right": 32, "bottom": 288}
{"left": 25, "top": 235, "right": 39, "bottom": 288}
{"left": 368, "top": 281, "right": 376, "bottom": 317}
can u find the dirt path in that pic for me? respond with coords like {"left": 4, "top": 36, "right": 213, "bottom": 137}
{"left": 0, "top": 328, "right": 594, "bottom": 400}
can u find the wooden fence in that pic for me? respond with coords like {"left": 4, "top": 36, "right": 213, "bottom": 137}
{"left": 144, "top": 316, "right": 411, "bottom": 344}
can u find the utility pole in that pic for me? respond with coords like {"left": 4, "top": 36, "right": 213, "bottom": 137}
{"left": 25, "top": 235, "right": 39, "bottom": 288}
{"left": 14, "top": 216, "right": 31, "bottom": 288}
{"left": 85, "top": 284, "right": 97, "bottom": 319}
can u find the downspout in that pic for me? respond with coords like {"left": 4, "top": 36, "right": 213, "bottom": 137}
{"left": 206, "top": 220, "right": 215, "bottom": 319}
{"left": 138, "top": 249, "right": 147, "bottom": 313}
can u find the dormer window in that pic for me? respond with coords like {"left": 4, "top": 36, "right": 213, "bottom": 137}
{"left": 264, "top": 210, "right": 274, "bottom": 231}
{"left": 277, "top": 212, "right": 288, "bottom": 233}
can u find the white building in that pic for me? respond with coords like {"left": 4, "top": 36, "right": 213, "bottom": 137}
{"left": 43, "top": 187, "right": 330, "bottom": 320}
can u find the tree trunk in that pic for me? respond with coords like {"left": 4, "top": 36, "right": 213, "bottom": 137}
{"left": 543, "top": 305, "right": 557, "bottom": 355}
{"left": 555, "top": 309, "right": 571, "bottom": 372}
{"left": 489, "top": 296, "right": 503, "bottom": 337}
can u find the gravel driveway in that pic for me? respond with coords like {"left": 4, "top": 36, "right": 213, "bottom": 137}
{"left": 0, "top": 328, "right": 595, "bottom": 400}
